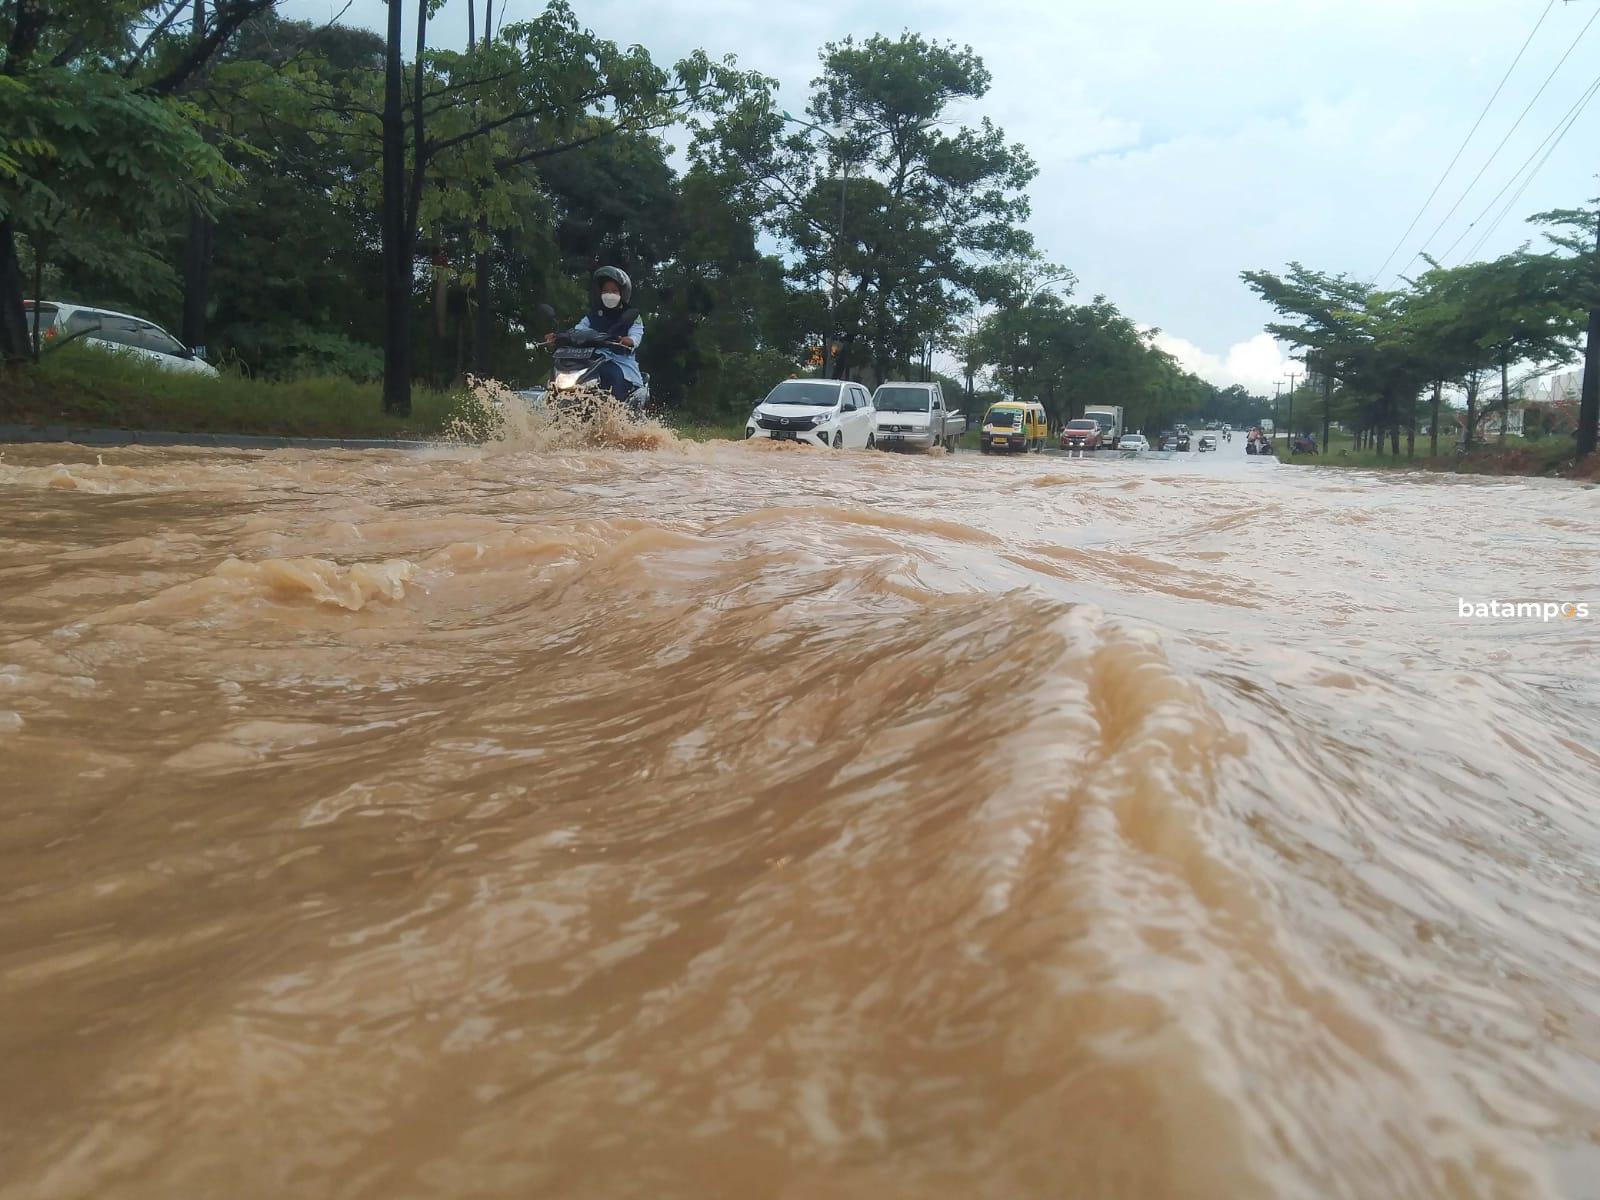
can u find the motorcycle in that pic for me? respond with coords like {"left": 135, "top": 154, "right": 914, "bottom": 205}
{"left": 537, "top": 303, "right": 652, "bottom": 416}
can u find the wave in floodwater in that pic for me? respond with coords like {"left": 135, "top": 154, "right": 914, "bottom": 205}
{"left": 1, "top": 430, "right": 1599, "bottom": 1200}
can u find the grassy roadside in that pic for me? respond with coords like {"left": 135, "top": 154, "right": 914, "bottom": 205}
{"left": 2, "top": 345, "right": 468, "bottom": 439}
{"left": 670, "top": 421, "right": 746, "bottom": 442}
{"left": 2, "top": 346, "right": 758, "bottom": 444}
{"left": 1287, "top": 430, "right": 1596, "bottom": 480}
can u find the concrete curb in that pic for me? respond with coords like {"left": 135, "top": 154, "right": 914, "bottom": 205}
{"left": 0, "top": 425, "right": 439, "bottom": 451}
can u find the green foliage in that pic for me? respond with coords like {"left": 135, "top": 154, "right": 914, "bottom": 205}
{"left": 5, "top": 340, "right": 463, "bottom": 436}
{"left": 695, "top": 31, "right": 1036, "bottom": 378}
{"left": 1249, "top": 208, "right": 1593, "bottom": 454}
{"left": 964, "top": 288, "right": 1258, "bottom": 433}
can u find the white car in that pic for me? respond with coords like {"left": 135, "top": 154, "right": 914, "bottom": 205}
{"left": 1119, "top": 433, "right": 1150, "bottom": 452}
{"left": 746, "top": 379, "right": 877, "bottom": 448}
{"left": 22, "top": 300, "right": 219, "bottom": 376}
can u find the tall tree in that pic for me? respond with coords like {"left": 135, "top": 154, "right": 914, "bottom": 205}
{"left": 357, "top": 0, "right": 753, "bottom": 413}
{"left": 180, "top": 0, "right": 215, "bottom": 353}
{"left": 697, "top": 32, "right": 1036, "bottom": 382}
{"left": 1532, "top": 201, "right": 1600, "bottom": 457}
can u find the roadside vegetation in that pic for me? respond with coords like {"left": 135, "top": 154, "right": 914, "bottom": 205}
{"left": 1286, "top": 429, "right": 1589, "bottom": 478}
{"left": 2, "top": 3, "right": 1595, "bottom": 473}
{"left": 1, "top": 1, "right": 1270, "bottom": 441}
{"left": 6, "top": 344, "right": 465, "bottom": 438}
{"left": 1245, "top": 208, "right": 1600, "bottom": 469}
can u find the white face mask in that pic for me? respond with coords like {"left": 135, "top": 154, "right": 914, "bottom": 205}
{"left": 601, "top": 293, "right": 622, "bottom": 309}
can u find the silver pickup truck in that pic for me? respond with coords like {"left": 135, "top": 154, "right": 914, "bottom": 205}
{"left": 871, "top": 381, "right": 967, "bottom": 451}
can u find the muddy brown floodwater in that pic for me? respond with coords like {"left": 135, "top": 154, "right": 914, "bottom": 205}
{"left": 2, "top": 428, "right": 1599, "bottom": 1200}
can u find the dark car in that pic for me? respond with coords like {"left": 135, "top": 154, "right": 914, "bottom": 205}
{"left": 1159, "top": 430, "right": 1190, "bottom": 452}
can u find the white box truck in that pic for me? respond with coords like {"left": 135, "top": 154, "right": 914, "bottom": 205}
{"left": 1083, "top": 405, "right": 1125, "bottom": 449}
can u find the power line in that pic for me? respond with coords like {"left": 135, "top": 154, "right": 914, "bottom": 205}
{"left": 1459, "top": 71, "right": 1600, "bottom": 262}
{"left": 1368, "top": 0, "right": 1556, "bottom": 283}
{"left": 1397, "top": 1, "right": 1599, "bottom": 280}
{"left": 1440, "top": 68, "right": 1600, "bottom": 262}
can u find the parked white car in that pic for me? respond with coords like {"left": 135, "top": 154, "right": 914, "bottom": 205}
{"left": 746, "top": 379, "right": 876, "bottom": 448}
{"left": 22, "top": 300, "right": 219, "bottom": 376}
{"left": 1118, "top": 433, "right": 1150, "bottom": 452}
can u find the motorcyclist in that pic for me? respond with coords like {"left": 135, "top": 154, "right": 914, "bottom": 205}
{"left": 543, "top": 266, "right": 643, "bottom": 403}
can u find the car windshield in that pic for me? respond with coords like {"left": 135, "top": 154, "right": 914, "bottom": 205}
{"left": 986, "top": 409, "right": 1020, "bottom": 427}
{"left": 874, "top": 386, "right": 933, "bottom": 413}
{"left": 764, "top": 380, "right": 840, "bottom": 406}
{"left": 1066, "top": 420, "right": 1097, "bottom": 430}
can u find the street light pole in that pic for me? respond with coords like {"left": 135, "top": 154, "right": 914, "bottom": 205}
{"left": 784, "top": 110, "right": 850, "bottom": 379}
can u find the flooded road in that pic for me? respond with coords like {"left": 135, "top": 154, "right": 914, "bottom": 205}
{"left": 2, "top": 431, "right": 1599, "bottom": 1199}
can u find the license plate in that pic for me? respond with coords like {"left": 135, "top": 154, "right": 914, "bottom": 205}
{"left": 992, "top": 438, "right": 1007, "bottom": 445}
{"left": 772, "top": 430, "right": 796, "bottom": 440}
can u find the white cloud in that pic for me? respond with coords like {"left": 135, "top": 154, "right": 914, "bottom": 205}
{"left": 1151, "top": 331, "right": 1294, "bottom": 395}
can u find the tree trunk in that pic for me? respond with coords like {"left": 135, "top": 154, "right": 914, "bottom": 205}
{"left": 1430, "top": 379, "right": 1442, "bottom": 457}
{"left": 1464, "top": 377, "right": 1478, "bottom": 452}
{"left": 0, "top": 217, "right": 29, "bottom": 365}
{"left": 181, "top": 208, "right": 213, "bottom": 351}
{"left": 466, "top": 1, "right": 492, "bottom": 379}
{"left": 472, "top": 241, "right": 492, "bottom": 376}
{"left": 380, "top": 0, "right": 412, "bottom": 415}
{"left": 180, "top": 0, "right": 212, "bottom": 354}
{"left": 31, "top": 248, "right": 43, "bottom": 362}
{"left": 1578, "top": 214, "right": 1600, "bottom": 457}
{"left": 1499, "top": 348, "right": 1510, "bottom": 444}
{"left": 1406, "top": 391, "right": 1416, "bottom": 461}
{"left": 1321, "top": 371, "right": 1331, "bottom": 454}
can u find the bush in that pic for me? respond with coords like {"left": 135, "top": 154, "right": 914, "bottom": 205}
{"left": 218, "top": 322, "right": 386, "bottom": 382}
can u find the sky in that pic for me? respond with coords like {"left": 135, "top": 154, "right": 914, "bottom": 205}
{"left": 281, "top": 0, "right": 1600, "bottom": 393}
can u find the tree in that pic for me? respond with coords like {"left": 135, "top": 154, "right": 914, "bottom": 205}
{"left": 352, "top": 0, "right": 756, "bottom": 414}
{"left": 0, "top": 0, "right": 271, "bottom": 366}
{"left": 1532, "top": 201, "right": 1600, "bottom": 457}
{"left": 697, "top": 32, "right": 1036, "bottom": 382}
{"left": 1242, "top": 263, "right": 1377, "bottom": 441}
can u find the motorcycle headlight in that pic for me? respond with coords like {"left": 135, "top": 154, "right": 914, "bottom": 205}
{"left": 554, "top": 371, "right": 581, "bottom": 388}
